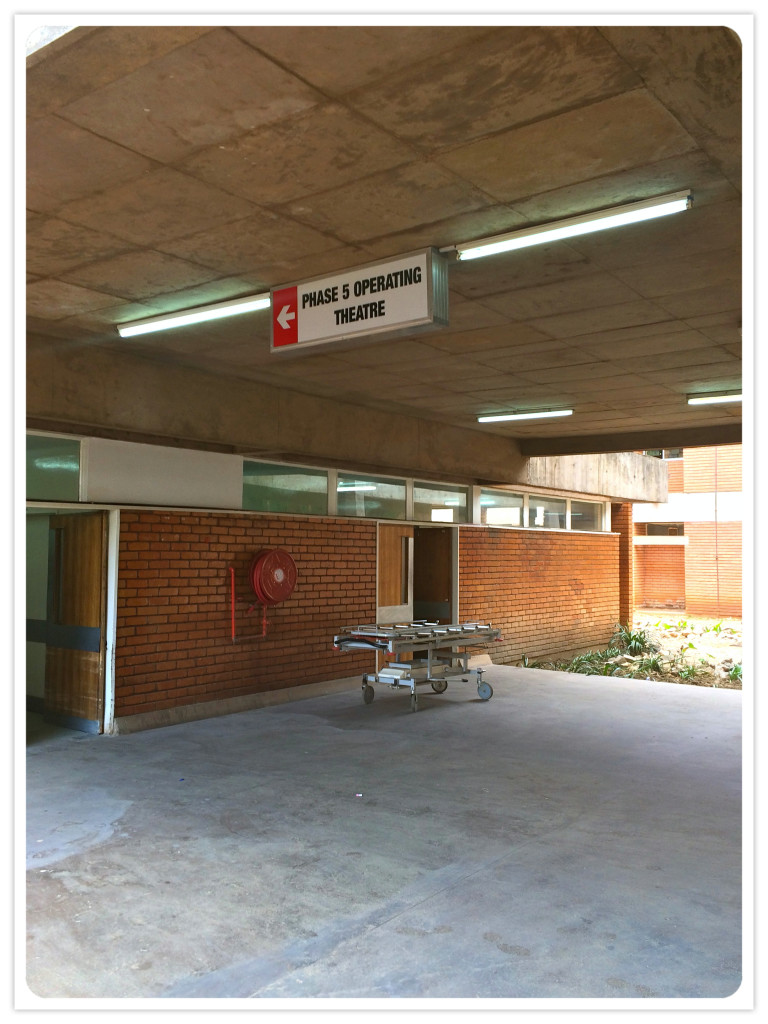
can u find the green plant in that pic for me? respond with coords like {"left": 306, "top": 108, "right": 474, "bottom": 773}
{"left": 638, "top": 654, "right": 663, "bottom": 674}
{"left": 598, "top": 662, "right": 619, "bottom": 676}
{"left": 567, "top": 651, "right": 602, "bottom": 674}
{"left": 612, "top": 623, "right": 656, "bottom": 656}
{"left": 678, "top": 664, "right": 698, "bottom": 680}
{"left": 729, "top": 663, "right": 742, "bottom": 682}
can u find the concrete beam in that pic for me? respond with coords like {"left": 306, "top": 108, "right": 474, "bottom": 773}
{"left": 519, "top": 425, "right": 742, "bottom": 456}
{"left": 521, "top": 451, "right": 668, "bottom": 503}
{"left": 26, "top": 334, "right": 527, "bottom": 485}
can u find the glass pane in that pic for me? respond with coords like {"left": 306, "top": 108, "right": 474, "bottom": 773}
{"left": 413, "top": 482, "right": 468, "bottom": 523}
{"left": 570, "top": 500, "right": 603, "bottom": 532}
{"left": 479, "top": 489, "right": 523, "bottom": 526}
{"left": 337, "top": 473, "right": 405, "bottom": 519}
{"left": 26, "top": 435, "right": 80, "bottom": 500}
{"left": 529, "top": 495, "right": 566, "bottom": 529}
{"left": 243, "top": 461, "right": 328, "bottom": 515}
{"left": 647, "top": 523, "right": 684, "bottom": 536}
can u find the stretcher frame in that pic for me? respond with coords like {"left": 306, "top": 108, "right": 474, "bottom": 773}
{"left": 333, "top": 621, "right": 501, "bottom": 711}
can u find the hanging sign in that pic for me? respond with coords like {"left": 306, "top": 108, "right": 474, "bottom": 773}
{"left": 271, "top": 248, "right": 449, "bottom": 353}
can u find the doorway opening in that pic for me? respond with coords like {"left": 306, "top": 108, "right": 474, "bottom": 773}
{"left": 377, "top": 523, "right": 457, "bottom": 625}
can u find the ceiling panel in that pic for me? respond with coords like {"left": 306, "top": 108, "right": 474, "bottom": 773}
{"left": 25, "top": 23, "right": 744, "bottom": 456}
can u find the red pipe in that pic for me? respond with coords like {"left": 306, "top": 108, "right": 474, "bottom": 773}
{"left": 229, "top": 566, "right": 236, "bottom": 642}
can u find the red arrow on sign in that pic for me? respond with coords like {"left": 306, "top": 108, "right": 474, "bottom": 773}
{"left": 271, "top": 286, "right": 298, "bottom": 347}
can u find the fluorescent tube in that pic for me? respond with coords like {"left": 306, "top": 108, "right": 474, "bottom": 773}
{"left": 452, "top": 191, "right": 692, "bottom": 262}
{"left": 117, "top": 293, "right": 271, "bottom": 338}
{"left": 687, "top": 393, "right": 742, "bottom": 405}
{"left": 478, "top": 410, "right": 573, "bottom": 423}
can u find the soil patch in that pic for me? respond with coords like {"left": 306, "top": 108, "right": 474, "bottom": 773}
{"left": 518, "top": 611, "right": 743, "bottom": 690}
{"left": 631, "top": 611, "right": 743, "bottom": 689}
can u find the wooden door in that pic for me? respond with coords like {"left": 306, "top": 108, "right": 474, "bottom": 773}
{"left": 413, "top": 526, "right": 454, "bottom": 623}
{"left": 44, "top": 512, "right": 107, "bottom": 732}
{"left": 377, "top": 524, "right": 414, "bottom": 624}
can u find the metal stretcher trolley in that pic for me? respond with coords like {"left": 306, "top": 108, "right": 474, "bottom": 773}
{"left": 333, "top": 621, "right": 501, "bottom": 711}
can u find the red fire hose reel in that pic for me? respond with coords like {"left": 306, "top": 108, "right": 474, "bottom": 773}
{"left": 229, "top": 548, "right": 298, "bottom": 642}
{"left": 249, "top": 548, "right": 297, "bottom": 606}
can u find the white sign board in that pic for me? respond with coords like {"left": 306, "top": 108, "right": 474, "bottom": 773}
{"left": 271, "top": 248, "right": 448, "bottom": 352}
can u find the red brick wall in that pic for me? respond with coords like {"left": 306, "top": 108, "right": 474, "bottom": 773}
{"left": 684, "top": 521, "right": 742, "bottom": 616}
{"left": 116, "top": 511, "right": 377, "bottom": 718}
{"left": 611, "top": 503, "right": 634, "bottom": 628}
{"left": 634, "top": 545, "right": 686, "bottom": 609}
{"left": 684, "top": 445, "right": 742, "bottom": 492}
{"left": 667, "top": 459, "right": 684, "bottom": 492}
{"left": 458, "top": 527, "right": 619, "bottom": 663}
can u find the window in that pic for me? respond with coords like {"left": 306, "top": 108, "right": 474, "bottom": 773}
{"left": 645, "top": 448, "right": 683, "bottom": 460}
{"left": 529, "top": 495, "right": 566, "bottom": 529}
{"left": 570, "top": 500, "right": 603, "bottom": 532}
{"left": 413, "top": 482, "right": 468, "bottom": 523}
{"left": 337, "top": 473, "right": 406, "bottom": 519}
{"left": 27, "top": 435, "right": 80, "bottom": 500}
{"left": 243, "top": 462, "right": 328, "bottom": 515}
{"left": 646, "top": 523, "right": 684, "bottom": 536}
{"left": 479, "top": 489, "right": 523, "bottom": 526}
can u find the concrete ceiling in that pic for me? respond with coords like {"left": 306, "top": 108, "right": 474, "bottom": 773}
{"left": 26, "top": 24, "right": 743, "bottom": 457}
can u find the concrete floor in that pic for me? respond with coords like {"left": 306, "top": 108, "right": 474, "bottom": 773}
{"left": 23, "top": 665, "right": 744, "bottom": 1005}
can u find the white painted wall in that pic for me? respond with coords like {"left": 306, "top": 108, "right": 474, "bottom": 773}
{"left": 632, "top": 492, "right": 742, "bottom": 523}
{"left": 83, "top": 438, "right": 244, "bottom": 509}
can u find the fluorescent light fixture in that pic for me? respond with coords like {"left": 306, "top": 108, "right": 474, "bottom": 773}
{"left": 687, "top": 392, "right": 742, "bottom": 405}
{"left": 117, "top": 293, "right": 271, "bottom": 338}
{"left": 337, "top": 484, "right": 377, "bottom": 492}
{"left": 478, "top": 409, "right": 573, "bottom": 423}
{"left": 449, "top": 191, "right": 692, "bottom": 262}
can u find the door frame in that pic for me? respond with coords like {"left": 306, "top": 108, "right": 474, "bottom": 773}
{"left": 26, "top": 503, "right": 118, "bottom": 734}
{"left": 376, "top": 521, "right": 459, "bottom": 624}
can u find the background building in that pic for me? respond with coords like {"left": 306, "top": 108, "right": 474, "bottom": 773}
{"left": 633, "top": 444, "right": 742, "bottom": 617}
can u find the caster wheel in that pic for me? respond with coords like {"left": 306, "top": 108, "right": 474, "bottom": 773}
{"left": 477, "top": 680, "right": 493, "bottom": 701}
{"left": 410, "top": 693, "right": 419, "bottom": 712}
{"left": 363, "top": 685, "right": 375, "bottom": 704}
{"left": 431, "top": 679, "right": 448, "bottom": 693}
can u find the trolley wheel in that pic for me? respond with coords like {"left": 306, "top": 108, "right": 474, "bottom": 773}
{"left": 477, "top": 680, "right": 493, "bottom": 701}
{"left": 362, "top": 684, "right": 375, "bottom": 704}
{"left": 431, "top": 679, "right": 448, "bottom": 693}
{"left": 411, "top": 693, "right": 419, "bottom": 712}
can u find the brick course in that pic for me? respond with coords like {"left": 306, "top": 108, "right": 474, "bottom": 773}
{"left": 684, "top": 520, "right": 742, "bottom": 617}
{"left": 666, "top": 459, "right": 684, "bottom": 492}
{"left": 611, "top": 503, "right": 634, "bottom": 628}
{"left": 458, "top": 527, "right": 620, "bottom": 663}
{"left": 116, "top": 512, "right": 625, "bottom": 718}
{"left": 634, "top": 545, "right": 686, "bottom": 609}
{"left": 633, "top": 445, "right": 742, "bottom": 617}
{"left": 683, "top": 445, "right": 742, "bottom": 493}
{"left": 116, "top": 511, "right": 377, "bottom": 717}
